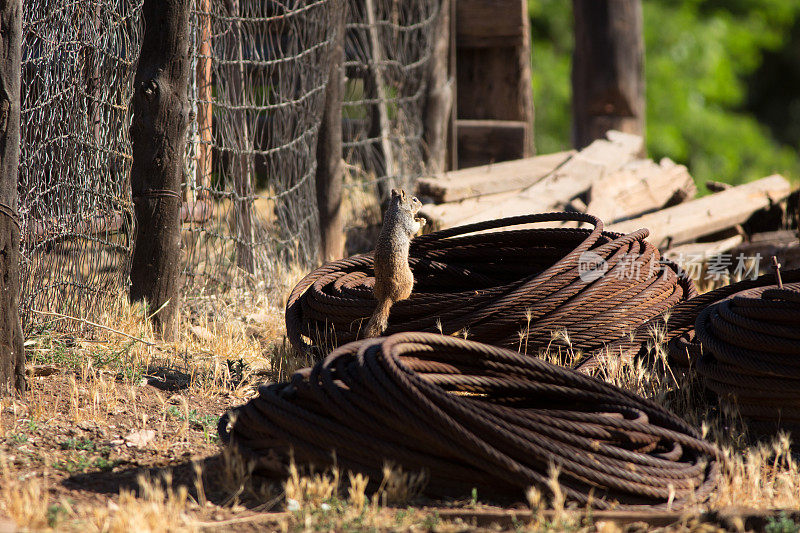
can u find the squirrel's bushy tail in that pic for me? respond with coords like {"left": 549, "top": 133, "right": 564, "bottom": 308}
{"left": 364, "top": 298, "right": 393, "bottom": 337}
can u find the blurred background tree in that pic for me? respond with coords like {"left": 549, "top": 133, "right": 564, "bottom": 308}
{"left": 529, "top": 0, "right": 800, "bottom": 189}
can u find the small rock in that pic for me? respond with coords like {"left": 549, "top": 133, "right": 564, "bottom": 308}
{"left": 124, "top": 429, "right": 156, "bottom": 448}
{"left": 286, "top": 498, "right": 300, "bottom": 512}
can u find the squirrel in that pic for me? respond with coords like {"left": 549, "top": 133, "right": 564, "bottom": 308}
{"left": 364, "top": 188, "right": 425, "bottom": 337}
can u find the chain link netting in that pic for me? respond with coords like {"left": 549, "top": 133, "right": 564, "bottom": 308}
{"left": 342, "top": 0, "right": 440, "bottom": 253}
{"left": 182, "top": 0, "right": 342, "bottom": 293}
{"left": 16, "top": 0, "right": 438, "bottom": 326}
{"left": 18, "top": 0, "right": 143, "bottom": 332}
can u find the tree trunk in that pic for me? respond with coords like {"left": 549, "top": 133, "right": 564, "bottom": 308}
{"left": 129, "top": 0, "right": 192, "bottom": 340}
{"left": 0, "top": 0, "right": 24, "bottom": 397}
{"left": 364, "top": 0, "right": 396, "bottom": 200}
{"left": 316, "top": 6, "right": 346, "bottom": 262}
{"left": 571, "top": 0, "right": 645, "bottom": 150}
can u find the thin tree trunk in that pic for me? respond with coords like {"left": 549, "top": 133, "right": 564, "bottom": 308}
{"left": 0, "top": 0, "right": 24, "bottom": 396}
{"left": 227, "top": 0, "right": 254, "bottom": 274}
{"left": 365, "top": 0, "right": 396, "bottom": 199}
{"left": 195, "top": 0, "right": 212, "bottom": 200}
{"left": 316, "top": 5, "right": 346, "bottom": 262}
{"left": 572, "top": 0, "right": 645, "bottom": 150}
{"left": 129, "top": 0, "right": 192, "bottom": 340}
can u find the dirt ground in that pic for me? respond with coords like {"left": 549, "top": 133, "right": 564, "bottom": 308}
{"left": 2, "top": 286, "right": 800, "bottom": 532}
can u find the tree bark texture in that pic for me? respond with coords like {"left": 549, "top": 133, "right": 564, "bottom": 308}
{"left": 129, "top": 0, "right": 192, "bottom": 339}
{"left": 572, "top": 0, "right": 645, "bottom": 150}
{"left": 316, "top": 6, "right": 346, "bottom": 263}
{"left": 0, "top": 0, "right": 24, "bottom": 396}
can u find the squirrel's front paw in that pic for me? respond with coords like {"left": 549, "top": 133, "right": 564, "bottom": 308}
{"left": 416, "top": 217, "right": 426, "bottom": 226}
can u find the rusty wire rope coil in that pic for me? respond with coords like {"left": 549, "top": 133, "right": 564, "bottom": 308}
{"left": 683, "top": 281, "right": 800, "bottom": 431}
{"left": 286, "top": 212, "right": 696, "bottom": 363}
{"left": 219, "top": 332, "right": 720, "bottom": 509}
{"left": 664, "top": 269, "right": 800, "bottom": 368}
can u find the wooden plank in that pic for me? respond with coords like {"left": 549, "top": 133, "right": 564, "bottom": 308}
{"left": 609, "top": 175, "right": 793, "bottom": 248}
{"left": 433, "top": 131, "right": 643, "bottom": 228}
{"left": 456, "top": 0, "right": 525, "bottom": 48}
{"left": 662, "top": 235, "right": 744, "bottom": 262}
{"left": 585, "top": 157, "right": 697, "bottom": 223}
{"left": 419, "top": 190, "right": 520, "bottom": 230}
{"left": 417, "top": 149, "right": 574, "bottom": 203}
{"left": 429, "top": 508, "right": 800, "bottom": 531}
{"left": 456, "top": 119, "right": 528, "bottom": 169}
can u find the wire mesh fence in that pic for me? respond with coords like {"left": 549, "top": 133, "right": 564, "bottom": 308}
{"left": 182, "top": 0, "right": 342, "bottom": 294}
{"left": 15, "top": 0, "right": 436, "bottom": 330}
{"left": 341, "top": 0, "right": 440, "bottom": 253}
{"left": 18, "top": 0, "right": 143, "bottom": 333}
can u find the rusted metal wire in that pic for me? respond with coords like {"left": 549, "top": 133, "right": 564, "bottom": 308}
{"left": 665, "top": 268, "right": 800, "bottom": 368}
{"left": 286, "top": 212, "right": 696, "bottom": 363}
{"left": 19, "top": 0, "right": 143, "bottom": 332}
{"left": 669, "top": 278, "right": 800, "bottom": 432}
{"left": 219, "top": 332, "right": 719, "bottom": 508}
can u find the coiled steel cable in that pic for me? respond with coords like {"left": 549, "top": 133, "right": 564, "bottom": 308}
{"left": 690, "top": 282, "right": 800, "bottom": 429}
{"left": 219, "top": 332, "right": 719, "bottom": 509}
{"left": 286, "top": 212, "right": 696, "bottom": 363}
{"left": 664, "top": 269, "right": 800, "bottom": 368}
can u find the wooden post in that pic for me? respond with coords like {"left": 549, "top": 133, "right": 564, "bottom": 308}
{"left": 447, "top": 0, "right": 457, "bottom": 171}
{"left": 129, "top": 0, "right": 192, "bottom": 340}
{"left": 0, "top": 0, "right": 24, "bottom": 396}
{"left": 571, "top": 0, "right": 645, "bottom": 150}
{"left": 365, "top": 0, "right": 396, "bottom": 198}
{"left": 316, "top": 5, "right": 346, "bottom": 262}
{"left": 454, "top": 0, "right": 532, "bottom": 168}
{"left": 423, "top": 0, "right": 453, "bottom": 175}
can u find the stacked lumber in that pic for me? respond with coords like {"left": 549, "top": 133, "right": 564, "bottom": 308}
{"left": 419, "top": 131, "right": 697, "bottom": 229}
{"left": 417, "top": 130, "right": 798, "bottom": 276}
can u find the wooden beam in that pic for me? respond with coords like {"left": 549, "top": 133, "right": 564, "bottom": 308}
{"left": 0, "top": 0, "right": 24, "bottom": 397}
{"left": 455, "top": 119, "right": 528, "bottom": 169}
{"left": 456, "top": 0, "right": 525, "bottom": 48}
{"left": 417, "top": 149, "right": 574, "bottom": 203}
{"left": 130, "top": 0, "right": 192, "bottom": 340}
{"left": 585, "top": 157, "right": 696, "bottom": 223}
{"left": 609, "top": 175, "right": 793, "bottom": 248}
{"left": 572, "top": 0, "right": 645, "bottom": 150}
{"left": 423, "top": 0, "right": 453, "bottom": 176}
{"left": 455, "top": 0, "right": 532, "bottom": 168}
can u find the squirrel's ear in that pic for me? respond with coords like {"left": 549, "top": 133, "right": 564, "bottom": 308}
{"left": 390, "top": 188, "right": 400, "bottom": 198}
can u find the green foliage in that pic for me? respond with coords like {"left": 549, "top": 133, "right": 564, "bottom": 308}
{"left": 528, "top": 0, "right": 800, "bottom": 188}
{"left": 766, "top": 512, "right": 800, "bottom": 533}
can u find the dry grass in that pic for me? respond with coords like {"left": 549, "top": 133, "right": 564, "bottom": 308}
{"left": 2, "top": 266, "right": 800, "bottom": 532}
